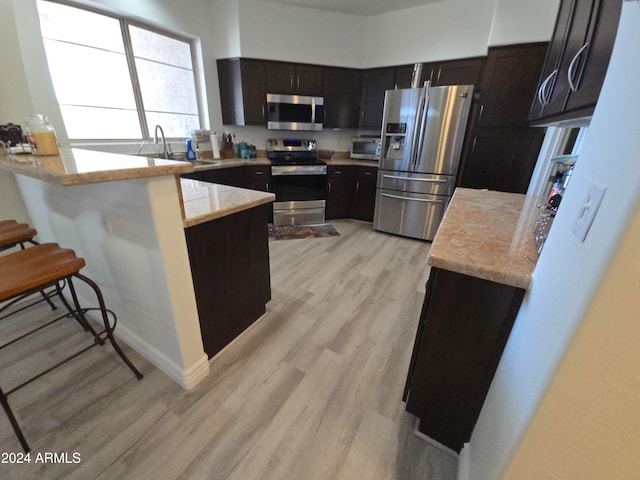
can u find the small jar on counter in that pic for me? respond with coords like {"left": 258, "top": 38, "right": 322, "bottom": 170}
{"left": 24, "top": 114, "right": 60, "bottom": 156}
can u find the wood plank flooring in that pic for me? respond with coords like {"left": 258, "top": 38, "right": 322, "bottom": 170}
{"left": 0, "top": 220, "right": 457, "bottom": 480}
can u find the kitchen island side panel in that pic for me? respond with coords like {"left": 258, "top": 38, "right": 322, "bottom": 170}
{"left": 405, "top": 267, "right": 525, "bottom": 452}
{"left": 185, "top": 202, "right": 272, "bottom": 358}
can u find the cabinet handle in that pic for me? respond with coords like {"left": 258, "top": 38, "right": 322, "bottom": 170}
{"left": 262, "top": 105, "right": 265, "bottom": 120}
{"left": 328, "top": 181, "right": 332, "bottom": 192}
{"left": 568, "top": 42, "right": 590, "bottom": 92}
{"left": 255, "top": 171, "right": 264, "bottom": 175}
{"left": 479, "top": 105, "right": 485, "bottom": 122}
{"left": 472, "top": 137, "right": 477, "bottom": 152}
{"left": 356, "top": 181, "right": 360, "bottom": 193}
{"left": 267, "top": 183, "right": 269, "bottom": 191}
{"left": 290, "top": 75, "right": 294, "bottom": 90}
{"left": 297, "top": 75, "right": 300, "bottom": 90}
{"left": 437, "top": 68, "right": 442, "bottom": 83}
{"left": 538, "top": 69, "right": 557, "bottom": 106}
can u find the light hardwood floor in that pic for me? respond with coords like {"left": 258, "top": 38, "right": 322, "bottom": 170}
{"left": 0, "top": 220, "right": 458, "bottom": 480}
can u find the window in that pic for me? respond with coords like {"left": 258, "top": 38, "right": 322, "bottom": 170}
{"left": 36, "top": 0, "right": 200, "bottom": 141}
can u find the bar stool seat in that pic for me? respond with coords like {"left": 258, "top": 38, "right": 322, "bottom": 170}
{"left": 0, "top": 220, "right": 56, "bottom": 317}
{"left": 0, "top": 220, "right": 37, "bottom": 252}
{"left": 0, "top": 243, "right": 143, "bottom": 452}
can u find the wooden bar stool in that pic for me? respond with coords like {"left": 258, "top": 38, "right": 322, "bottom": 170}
{"left": 0, "top": 220, "right": 37, "bottom": 252}
{"left": 0, "top": 219, "right": 57, "bottom": 316}
{"left": 0, "top": 243, "right": 143, "bottom": 452}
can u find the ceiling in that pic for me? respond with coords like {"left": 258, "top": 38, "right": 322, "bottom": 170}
{"left": 262, "top": 0, "right": 445, "bottom": 17}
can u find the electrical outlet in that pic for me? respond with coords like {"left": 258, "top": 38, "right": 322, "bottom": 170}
{"left": 572, "top": 183, "right": 606, "bottom": 242}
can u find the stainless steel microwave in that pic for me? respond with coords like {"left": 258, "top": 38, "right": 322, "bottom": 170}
{"left": 266, "top": 93, "right": 324, "bottom": 131}
{"left": 350, "top": 137, "right": 381, "bottom": 161}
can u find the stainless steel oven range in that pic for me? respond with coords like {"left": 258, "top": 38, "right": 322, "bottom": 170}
{"left": 267, "top": 138, "right": 327, "bottom": 225}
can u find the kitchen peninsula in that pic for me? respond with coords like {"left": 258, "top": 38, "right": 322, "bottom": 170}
{"left": 403, "top": 188, "right": 540, "bottom": 453}
{"left": 0, "top": 148, "right": 274, "bottom": 389}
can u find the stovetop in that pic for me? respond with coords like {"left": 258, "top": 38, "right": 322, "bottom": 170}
{"left": 267, "top": 138, "right": 325, "bottom": 166}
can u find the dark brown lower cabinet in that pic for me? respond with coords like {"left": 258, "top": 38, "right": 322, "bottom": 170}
{"left": 403, "top": 267, "right": 525, "bottom": 452}
{"left": 350, "top": 166, "right": 377, "bottom": 222}
{"left": 184, "top": 203, "right": 272, "bottom": 358}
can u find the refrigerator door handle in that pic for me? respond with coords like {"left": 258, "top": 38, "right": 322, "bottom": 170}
{"left": 381, "top": 193, "right": 444, "bottom": 204}
{"left": 412, "top": 87, "right": 430, "bottom": 171}
{"left": 382, "top": 175, "right": 447, "bottom": 183}
{"left": 409, "top": 86, "right": 428, "bottom": 170}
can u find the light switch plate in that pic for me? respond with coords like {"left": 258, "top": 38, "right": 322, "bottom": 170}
{"left": 572, "top": 183, "right": 606, "bottom": 242}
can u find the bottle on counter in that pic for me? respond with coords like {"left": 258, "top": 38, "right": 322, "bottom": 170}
{"left": 24, "top": 114, "right": 60, "bottom": 155}
{"left": 195, "top": 142, "right": 202, "bottom": 160}
{"left": 186, "top": 138, "right": 196, "bottom": 160}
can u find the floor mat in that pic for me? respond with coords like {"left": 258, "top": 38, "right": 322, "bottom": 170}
{"left": 268, "top": 224, "right": 340, "bottom": 240}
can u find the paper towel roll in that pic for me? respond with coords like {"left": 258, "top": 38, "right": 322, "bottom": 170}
{"left": 210, "top": 132, "right": 221, "bottom": 159}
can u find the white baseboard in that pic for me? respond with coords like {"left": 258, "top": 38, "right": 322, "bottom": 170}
{"left": 83, "top": 306, "right": 210, "bottom": 390}
{"left": 457, "top": 442, "right": 471, "bottom": 480}
{"left": 113, "top": 322, "right": 210, "bottom": 390}
{"left": 412, "top": 417, "right": 459, "bottom": 458}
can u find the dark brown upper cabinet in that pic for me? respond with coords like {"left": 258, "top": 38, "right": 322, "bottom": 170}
{"left": 359, "top": 67, "right": 396, "bottom": 131}
{"left": 266, "top": 61, "right": 324, "bottom": 96}
{"left": 394, "top": 58, "right": 484, "bottom": 90}
{"left": 529, "top": 0, "right": 622, "bottom": 125}
{"left": 217, "top": 58, "right": 267, "bottom": 127}
{"left": 323, "top": 67, "right": 362, "bottom": 129}
{"left": 477, "top": 43, "right": 548, "bottom": 128}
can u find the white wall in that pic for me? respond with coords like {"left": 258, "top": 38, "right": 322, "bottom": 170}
{"left": 488, "top": 0, "right": 560, "bottom": 46}
{"left": 362, "top": 0, "right": 498, "bottom": 67}
{"left": 237, "top": 0, "right": 366, "bottom": 67}
{"left": 465, "top": 3, "right": 640, "bottom": 479}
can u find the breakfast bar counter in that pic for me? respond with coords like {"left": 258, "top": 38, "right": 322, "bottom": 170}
{"left": 0, "top": 148, "right": 274, "bottom": 390}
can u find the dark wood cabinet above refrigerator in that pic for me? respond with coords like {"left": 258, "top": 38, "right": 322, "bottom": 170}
{"left": 528, "top": 0, "right": 622, "bottom": 126}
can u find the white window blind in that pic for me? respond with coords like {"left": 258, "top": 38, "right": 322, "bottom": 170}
{"left": 37, "top": 0, "right": 201, "bottom": 141}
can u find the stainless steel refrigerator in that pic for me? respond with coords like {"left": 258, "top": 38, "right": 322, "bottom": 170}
{"left": 373, "top": 84, "right": 474, "bottom": 240}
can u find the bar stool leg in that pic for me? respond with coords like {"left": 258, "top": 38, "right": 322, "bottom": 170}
{"left": 74, "top": 273, "right": 143, "bottom": 380}
{"left": 61, "top": 279, "right": 104, "bottom": 344}
{"left": 0, "top": 387, "right": 30, "bottom": 452}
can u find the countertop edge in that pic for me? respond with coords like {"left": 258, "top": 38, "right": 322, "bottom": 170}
{"left": 426, "top": 188, "right": 539, "bottom": 290}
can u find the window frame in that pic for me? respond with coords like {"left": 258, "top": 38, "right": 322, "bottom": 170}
{"left": 38, "top": 0, "right": 203, "bottom": 144}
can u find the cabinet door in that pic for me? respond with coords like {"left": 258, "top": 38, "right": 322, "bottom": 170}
{"left": 323, "top": 68, "right": 362, "bottom": 128}
{"left": 394, "top": 63, "right": 436, "bottom": 89}
{"left": 245, "top": 165, "right": 271, "bottom": 192}
{"left": 433, "top": 58, "right": 484, "bottom": 86}
{"left": 350, "top": 166, "right": 377, "bottom": 222}
{"left": 458, "top": 128, "right": 546, "bottom": 194}
{"left": 563, "top": 0, "right": 621, "bottom": 113}
{"left": 359, "top": 68, "right": 396, "bottom": 131}
{"left": 478, "top": 44, "right": 548, "bottom": 128}
{"left": 296, "top": 64, "right": 324, "bottom": 96}
{"left": 203, "top": 167, "right": 246, "bottom": 188}
{"left": 326, "top": 166, "right": 353, "bottom": 219}
{"left": 240, "top": 59, "right": 267, "bottom": 125}
{"left": 266, "top": 61, "right": 296, "bottom": 94}
{"left": 217, "top": 58, "right": 266, "bottom": 126}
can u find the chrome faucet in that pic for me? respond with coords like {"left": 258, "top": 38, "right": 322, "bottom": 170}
{"left": 154, "top": 125, "right": 169, "bottom": 160}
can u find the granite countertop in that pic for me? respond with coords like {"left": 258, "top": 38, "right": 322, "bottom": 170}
{"left": 0, "top": 148, "right": 194, "bottom": 185}
{"left": 190, "top": 157, "right": 271, "bottom": 171}
{"left": 427, "top": 188, "right": 541, "bottom": 290}
{"left": 180, "top": 178, "right": 275, "bottom": 228}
